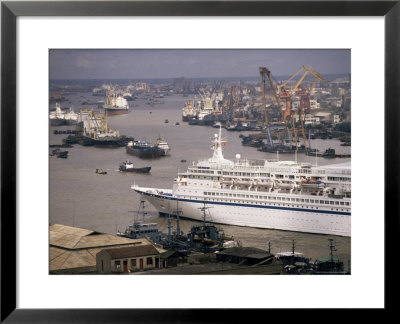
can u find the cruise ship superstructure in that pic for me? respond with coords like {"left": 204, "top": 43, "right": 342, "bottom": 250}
{"left": 132, "top": 127, "right": 351, "bottom": 236}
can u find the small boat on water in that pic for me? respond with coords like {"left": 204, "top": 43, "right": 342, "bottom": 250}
{"left": 119, "top": 160, "right": 151, "bottom": 173}
{"left": 95, "top": 169, "right": 107, "bottom": 175}
{"left": 165, "top": 119, "right": 169, "bottom": 123}
{"left": 117, "top": 199, "right": 162, "bottom": 242}
{"left": 50, "top": 148, "right": 68, "bottom": 158}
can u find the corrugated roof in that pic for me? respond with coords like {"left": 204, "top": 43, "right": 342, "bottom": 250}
{"left": 49, "top": 224, "right": 156, "bottom": 272}
{"left": 50, "top": 224, "right": 143, "bottom": 250}
{"left": 102, "top": 245, "right": 161, "bottom": 259}
{"left": 160, "top": 250, "right": 178, "bottom": 259}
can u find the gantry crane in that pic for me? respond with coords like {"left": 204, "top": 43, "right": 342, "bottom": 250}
{"left": 277, "top": 65, "right": 326, "bottom": 152}
{"left": 259, "top": 67, "right": 293, "bottom": 150}
{"left": 277, "top": 65, "right": 325, "bottom": 95}
{"left": 259, "top": 67, "right": 282, "bottom": 125}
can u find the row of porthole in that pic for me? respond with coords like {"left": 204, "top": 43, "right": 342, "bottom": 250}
{"left": 202, "top": 198, "right": 349, "bottom": 211}
{"left": 201, "top": 193, "right": 350, "bottom": 206}
{"left": 174, "top": 197, "right": 349, "bottom": 216}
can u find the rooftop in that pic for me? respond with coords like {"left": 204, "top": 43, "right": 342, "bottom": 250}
{"left": 101, "top": 245, "right": 161, "bottom": 259}
{"left": 50, "top": 224, "right": 143, "bottom": 250}
{"left": 49, "top": 224, "right": 157, "bottom": 273}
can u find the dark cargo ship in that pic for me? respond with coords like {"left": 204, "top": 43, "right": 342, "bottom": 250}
{"left": 119, "top": 160, "right": 151, "bottom": 173}
{"left": 77, "top": 110, "right": 134, "bottom": 147}
{"left": 126, "top": 140, "right": 163, "bottom": 158}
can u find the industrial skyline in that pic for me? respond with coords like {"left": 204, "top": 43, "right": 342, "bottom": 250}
{"left": 50, "top": 49, "right": 350, "bottom": 80}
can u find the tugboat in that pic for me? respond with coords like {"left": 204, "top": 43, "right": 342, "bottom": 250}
{"left": 119, "top": 160, "right": 151, "bottom": 173}
{"left": 156, "top": 135, "right": 171, "bottom": 156}
{"left": 119, "top": 199, "right": 238, "bottom": 254}
{"left": 186, "top": 203, "right": 239, "bottom": 253}
{"left": 50, "top": 148, "right": 69, "bottom": 158}
{"left": 276, "top": 239, "right": 348, "bottom": 274}
{"left": 313, "top": 239, "right": 347, "bottom": 274}
{"left": 275, "top": 240, "right": 313, "bottom": 274}
{"left": 117, "top": 199, "right": 162, "bottom": 242}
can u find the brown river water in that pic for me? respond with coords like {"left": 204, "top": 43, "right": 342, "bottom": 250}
{"left": 49, "top": 93, "right": 351, "bottom": 271}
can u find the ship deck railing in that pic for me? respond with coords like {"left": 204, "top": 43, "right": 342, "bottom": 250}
{"left": 187, "top": 164, "right": 351, "bottom": 176}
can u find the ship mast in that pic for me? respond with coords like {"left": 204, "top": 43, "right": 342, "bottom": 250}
{"left": 199, "top": 202, "right": 212, "bottom": 226}
{"left": 167, "top": 207, "right": 172, "bottom": 238}
{"left": 134, "top": 198, "right": 147, "bottom": 224}
{"left": 328, "top": 239, "right": 337, "bottom": 263}
{"left": 175, "top": 199, "right": 182, "bottom": 236}
{"left": 212, "top": 125, "right": 225, "bottom": 161}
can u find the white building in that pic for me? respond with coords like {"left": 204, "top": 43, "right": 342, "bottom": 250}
{"left": 310, "top": 99, "right": 320, "bottom": 110}
{"left": 333, "top": 114, "right": 341, "bottom": 124}
{"left": 314, "top": 112, "right": 332, "bottom": 122}
{"left": 305, "top": 115, "right": 321, "bottom": 125}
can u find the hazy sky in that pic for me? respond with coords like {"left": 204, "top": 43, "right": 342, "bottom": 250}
{"left": 50, "top": 49, "right": 350, "bottom": 79}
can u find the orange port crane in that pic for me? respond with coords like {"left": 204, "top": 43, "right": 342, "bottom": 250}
{"left": 277, "top": 66, "right": 326, "bottom": 151}
{"left": 278, "top": 65, "right": 325, "bottom": 116}
{"left": 278, "top": 65, "right": 325, "bottom": 95}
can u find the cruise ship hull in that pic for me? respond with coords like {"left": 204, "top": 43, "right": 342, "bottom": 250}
{"left": 133, "top": 187, "right": 351, "bottom": 237}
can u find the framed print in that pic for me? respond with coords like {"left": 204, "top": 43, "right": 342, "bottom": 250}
{"left": 1, "top": 0, "right": 399, "bottom": 322}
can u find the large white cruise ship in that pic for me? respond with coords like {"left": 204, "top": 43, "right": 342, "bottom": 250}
{"left": 132, "top": 128, "right": 351, "bottom": 237}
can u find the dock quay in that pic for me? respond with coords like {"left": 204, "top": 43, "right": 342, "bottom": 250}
{"left": 132, "top": 247, "right": 282, "bottom": 275}
{"left": 134, "top": 260, "right": 283, "bottom": 275}
{"left": 306, "top": 148, "right": 351, "bottom": 158}
{"left": 49, "top": 224, "right": 283, "bottom": 274}
{"left": 50, "top": 225, "right": 349, "bottom": 275}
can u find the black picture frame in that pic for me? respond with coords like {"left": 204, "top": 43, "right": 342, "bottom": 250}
{"left": 1, "top": 1, "right": 398, "bottom": 322}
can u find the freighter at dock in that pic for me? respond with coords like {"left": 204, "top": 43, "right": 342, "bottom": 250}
{"left": 132, "top": 127, "right": 351, "bottom": 237}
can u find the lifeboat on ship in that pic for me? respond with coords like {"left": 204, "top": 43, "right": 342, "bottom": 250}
{"left": 300, "top": 178, "right": 324, "bottom": 189}
{"left": 274, "top": 181, "right": 297, "bottom": 190}
{"left": 236, "top": 179, "right": 252, "bottom": 186}
{"left": 221, "top": 178, "right": 234, "bottom": 185}
{"left": 254, "top": 179, "right": 274, "bottom": 189}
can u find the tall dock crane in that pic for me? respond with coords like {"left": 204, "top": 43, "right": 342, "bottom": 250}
{"left": 259, "top": 67, "right": 293, "bottom": 151}
{"left": 277, "top": 65, "right": 326, "bottom": 152}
